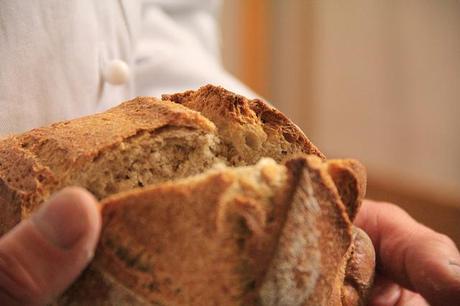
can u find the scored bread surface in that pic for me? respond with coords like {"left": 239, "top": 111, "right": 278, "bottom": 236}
{"left": 0, "top": 85, "right": 374, "bottom": 305}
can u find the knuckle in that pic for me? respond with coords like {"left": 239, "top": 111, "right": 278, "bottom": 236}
{"left": 381, "top": 201, "right": 410, "bottom": 216}
{"left": 400, "top": 290, "right": 428, "bottom": 305}
{"left": 0, "top": 248, "right": 43, "bottom": 304}
{"left": 370, "top": 200, "right": 412, "bottom": 219}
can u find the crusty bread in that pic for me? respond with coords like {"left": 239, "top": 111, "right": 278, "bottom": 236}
{"left": 0, "top": 85, "right": 322, "bottom": 235}
{"left": 163, "top": 85, "right": 324, "bottom": 165}
{"left": 0, "top": 99, "right": 220, "bottom": 234}
{"left": 58, "top": 156, "right": 373, "bottom": 306}
{"left": 0, "top": 85, "right": 374, "bottom": 305}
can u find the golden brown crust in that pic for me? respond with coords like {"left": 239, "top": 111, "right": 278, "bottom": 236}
{"left": 0, "top": 193, "right": 20, "bottom": 235}
{"left": 163, "top": 85, "right": 325, "bottom": 163}
{"left": 0, "top": 98, "right": 217, "bottom": 234}
{"left": 55, "top": 266, "right": 150, "bottom": 306}
{"left": 248, "top": 98, "right": 324, "bottom": 158}
{"left": 327, "top": 159, "right": 367, "bottom": 221}
{"left": 341, "top": 227, "right": 375, "bottom": 306}
{"left": 0, "top": 137, "right": 54, "bottom": 234}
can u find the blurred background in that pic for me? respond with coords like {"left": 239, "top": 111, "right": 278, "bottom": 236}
{"left": 220, "top": 0, "right": 460, "bottom": 246}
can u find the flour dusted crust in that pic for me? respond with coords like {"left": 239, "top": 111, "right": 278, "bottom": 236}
{"left": 0, "top": 85, "right": 375, "bottom": 305}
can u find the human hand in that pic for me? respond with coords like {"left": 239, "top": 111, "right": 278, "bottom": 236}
{"left": 355, "top": 200, "right": 460, "bottom": 306}
{"left": 0, "top": 187, "right": 101, "bottom": 306}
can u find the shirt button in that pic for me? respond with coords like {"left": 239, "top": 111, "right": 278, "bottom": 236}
{"left": 102, "top": 59, "right": 130, "bottom": 85}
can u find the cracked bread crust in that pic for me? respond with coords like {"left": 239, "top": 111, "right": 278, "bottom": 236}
{"left": 163, "top": 85, "right": 325, "bottom": 165}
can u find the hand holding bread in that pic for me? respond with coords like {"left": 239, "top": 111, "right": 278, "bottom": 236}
{"left": 10, "top": 85, "right": 459, "bottom": 305}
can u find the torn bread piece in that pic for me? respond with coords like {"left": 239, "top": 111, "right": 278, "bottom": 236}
{"left": 58, "top": 156, "right": 374, "bottom": 306}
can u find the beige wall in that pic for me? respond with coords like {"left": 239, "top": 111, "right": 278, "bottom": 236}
{"left": 311, "top": 1, "right": 460, "bottom": 197}
{"left": 222, "top": 0, "right": 460, "bottom": 204}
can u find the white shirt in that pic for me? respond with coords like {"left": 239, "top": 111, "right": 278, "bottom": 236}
{"left": 0, "top": 0, "right": 255, "bottom": 136}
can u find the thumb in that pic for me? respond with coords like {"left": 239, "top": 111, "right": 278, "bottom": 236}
{"left": 0, "top": 187, "right": 101, "bottom": 306}
{"left": 356, "top": 200, "right": 460, "bottom": 306}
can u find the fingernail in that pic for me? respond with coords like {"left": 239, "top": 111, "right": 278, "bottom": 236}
{"left": 32, "top": 188, "right": 95, "bottom": 249}
{"left": 449, "top": 260, "right": 460, "bottom": 276}
{"left": 449, "top": 260, "right": 460, "bottom": 268}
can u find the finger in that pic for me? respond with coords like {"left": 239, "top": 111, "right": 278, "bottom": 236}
{"left": 395, "top": 289, "right": 430, "bottom": 306}
{"left": 367, "top": 276, "right": 429, "bottom": 306}
{"left": 368, "top": 275, "right": 402, "bottom": 306}
{"left": 355, "top": 200, "right": 460, "bottom": 306}
{"left": 0, "top": 187, "right": 101, "bottom": 305}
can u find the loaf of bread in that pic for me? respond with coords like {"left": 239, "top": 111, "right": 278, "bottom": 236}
{"left": 0, "top": 85, "right": 374, "bottom": 305}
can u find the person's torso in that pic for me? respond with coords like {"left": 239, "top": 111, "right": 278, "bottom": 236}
{"left": 0, "top": 0, "right": 138, "bottom": 136}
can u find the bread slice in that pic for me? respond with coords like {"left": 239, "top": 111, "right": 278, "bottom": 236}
{"left": 0, "top": 85, "right": 374, "bottom": 305}
{"left": 57, "top": 156, "right": 373, "bottom": 306}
